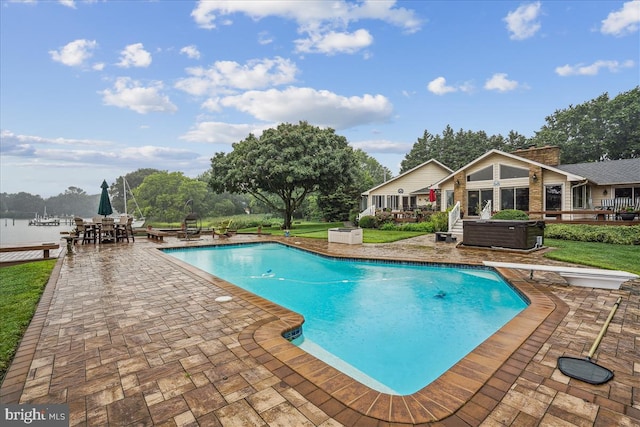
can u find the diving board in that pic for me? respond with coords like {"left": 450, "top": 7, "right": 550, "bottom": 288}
{"left": 483, "top": 261, "right": 639, "bottom": 290}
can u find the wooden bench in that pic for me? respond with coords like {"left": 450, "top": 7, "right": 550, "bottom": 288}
{"left": 483, "top": 261, "right": 639, "bottom": 290}
{"left": 0, "top": 243, "right": 61, "bottom": 266}
{"left": 435, "top": 232, "right": 456, "bottom": 243}
{"left": 146, "top": 230, "right": 167, "bottom": 242}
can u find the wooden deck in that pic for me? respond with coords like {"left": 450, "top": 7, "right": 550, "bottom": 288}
{"left": 526, "top": 210, "right": 639, "bottom": 226}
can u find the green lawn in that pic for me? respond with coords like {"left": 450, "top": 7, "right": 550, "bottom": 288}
{"left": 544, "top": 238, "right": 640, "bottom": 275}
{"left": 0, "top": 260, "right": 57, "bottom": 381}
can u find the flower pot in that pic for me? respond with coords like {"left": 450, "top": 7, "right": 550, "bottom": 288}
{"left": 619, "top": 212, "right": 636, "bottom": 221}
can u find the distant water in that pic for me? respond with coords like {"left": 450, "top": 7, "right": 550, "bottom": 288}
{"left": 0, "top": 219, "right": 74, "bottom": 245}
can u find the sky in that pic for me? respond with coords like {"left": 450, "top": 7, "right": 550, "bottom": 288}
{"left": 1, "top": 0, "right": 639, "bottom": 198}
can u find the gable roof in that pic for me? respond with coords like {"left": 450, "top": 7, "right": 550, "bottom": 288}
{"left": 362, "top": 159, "right": 452, "bottom": 195}
{"left": 433, "top": 149, "right": 585, "bottom": 187}
{"left": 556, "top": 158, "right": 640, "bottom": 185}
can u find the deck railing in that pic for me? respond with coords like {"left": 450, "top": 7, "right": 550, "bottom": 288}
{"left": 448, "top": 201, "right": 460, "bottom": 232}
{"left": 357, "top": 205, "right": 376, "bottom": 221}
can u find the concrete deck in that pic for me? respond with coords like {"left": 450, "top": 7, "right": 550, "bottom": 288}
{"left": 1, "top": 234, "right": 638, "bottom": 426}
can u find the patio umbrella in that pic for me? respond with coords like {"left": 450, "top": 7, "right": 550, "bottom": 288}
{"left": 98, "top": 179, "right": 113, "bottom": 217}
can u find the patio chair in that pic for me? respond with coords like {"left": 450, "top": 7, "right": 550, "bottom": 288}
{"left": 100, "top": 217, "right": 116, "bottom": 243}
{"left": 116, "top": 216, "right": 130, "bottom": 243}
{"left": 74, "top": 217, "right": 95, "bottom": 244}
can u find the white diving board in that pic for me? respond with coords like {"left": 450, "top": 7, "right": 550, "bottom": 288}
{"left": 483, "top": 261, "right": 639, "bottom": 290}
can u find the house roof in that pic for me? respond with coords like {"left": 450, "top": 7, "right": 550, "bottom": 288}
{"left": 433, "top": 149, "right": 585, "bottom": 187}
{"left": 556, "top": 158, "right": 640, "bottom": 185}
{"left": 362, "top": 158, "right": 452, "bottom": 195}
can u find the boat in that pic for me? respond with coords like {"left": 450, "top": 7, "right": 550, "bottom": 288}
{"left": 122, "top": 177, "right": 146, "bottom": 228}
{"left": 28, "top": 207, "right": 61, "bottom": 226}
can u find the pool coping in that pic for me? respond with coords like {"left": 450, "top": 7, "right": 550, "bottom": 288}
{"left": 159, "top": 240, "right": 564, "bottom": 425}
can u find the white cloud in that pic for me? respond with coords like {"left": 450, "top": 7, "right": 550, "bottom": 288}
{"left": 351, "top": 139, "right": 412, "bottom": 154}
{"left": 484, "top": 73, "right": 519, "bottom": 92}
{"left": 180, "top": 121, "right": 272, "bottom": 143}
{"left": 295, "top": 29, "right": 373, "bottom": 54}
{"left": 1, "top": 129, "right": 201, "bottom": 172}
{"left": 117, "top": 43, "right": 152, "bottom": 68}
{"left": 175, "top": 57, "right": 298, "bottom": 96}
{"left": 427, "top": 77, "right": 457, "bottom": 95}
{"left": 49, "top": 39, "right": 97, "bottom": 67}
{"left": 219, "top": 86, "right": 393, "bottom": 130}
{"left": 190, "top": 0, "right": 421, "bottom": 54}
{"left": 58, "top": 0, "right": 75, "bottom": 8}
{"left": 504, "top": 2, "right": 542, "bottom": 40}
{"left": 601, "top": 0, "right": 640, "bottom": 36}
{"left": 180, "top": 45, "right": 201, "bottom": 59}
{"left": 555, "top": 59, "right": 635, "bottom": 76}
{"left": 100, "top": 77, "right": 177, "bottom": 114}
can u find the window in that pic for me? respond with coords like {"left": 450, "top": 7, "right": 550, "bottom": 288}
{"left": 545, "top": 185, "right": 562, "bottom": 211}
{"left": 501, "top": 187, "right": 529, "bottom": 211}
{"left": 572, "top": 185, "right": 590, "bottom": 209}
{"left": 499, "top": 164, "right": 529, "bottom": 179}
{"left": 387, "top": 195, "right": 399, "bottom": 210}
{"left": 615, "top": 187, "right": 632, "bottom": 198}
{"left": 467, "top": 166, "right": 493, "bottom": 182}
{"left": 445, "top": 190, "right": 454, "bottom": 208}
{"left": 467, "top": 189, "right": 493, "bottom": 215}
{"left": 372, "top": 195, "right": 384, "bottom": 209}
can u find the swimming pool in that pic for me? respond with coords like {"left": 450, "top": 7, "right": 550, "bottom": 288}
{"left": 165, "top": 242, "right": 528, "bottom": 395}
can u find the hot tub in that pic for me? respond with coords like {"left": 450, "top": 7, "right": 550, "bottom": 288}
{"left": 328, "top": 227, "right": 363, "bottom": 244}
{"left": 463, "top": 220, "right": 545, "bottom": 250}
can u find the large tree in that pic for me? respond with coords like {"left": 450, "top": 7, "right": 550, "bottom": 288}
{"left": 209, "top": 121, "right": 357, "bottom": 229}
{"left": 109, "top": 168, "right": 160, "bottom": 215}
{"left": 531, "top": 86, "right": 639, "bottom": 163}
{"left": 135, "top": 171, "right": 210, "bottom": 223}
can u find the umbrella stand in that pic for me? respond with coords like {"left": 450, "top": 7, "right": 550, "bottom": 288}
{"left": 557, "top": 296, "right": 621, "bottom": 385}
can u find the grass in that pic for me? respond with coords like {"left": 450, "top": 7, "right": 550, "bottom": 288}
{"left": 242, "top": 222, "right": 424, "bottom": 243}
{"left": 544, "top": 238, "right": 640, "bottom": 275}
{"left": 0, "top": 260, "right": 57, "bottom": 382}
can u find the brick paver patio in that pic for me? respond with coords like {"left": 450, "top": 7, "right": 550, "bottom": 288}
{"left": 1, "top": 234, "right": 638, "bottom": 426}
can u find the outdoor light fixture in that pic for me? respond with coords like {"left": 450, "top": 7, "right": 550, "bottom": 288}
{"left": 455, "top": 179, "right": 460, "bottom": 187}
{"left": 603, "top": 189, "right": 608, "bottom": 196}
{"left": 532, "top": 173, "right": 538, "bottom": 182}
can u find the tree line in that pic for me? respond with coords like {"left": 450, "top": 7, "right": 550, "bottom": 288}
{"left": 1, "top": 87, "right": 637, "bottom": 225}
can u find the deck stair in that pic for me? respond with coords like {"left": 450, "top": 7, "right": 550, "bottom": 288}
{"left": 449, "top": 219, "right": 464, "bottom": 239}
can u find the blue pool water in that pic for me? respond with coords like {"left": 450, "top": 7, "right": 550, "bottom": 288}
{"left": 165, "top": 243, "right": 528, "bottom": 395}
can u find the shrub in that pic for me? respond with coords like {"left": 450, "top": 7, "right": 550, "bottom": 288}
{"left": 491, "top": 209, "right": 529, "bottom": 220}
{"left": 358, "top": 215, "right": 377, "bottom": 229}
{"left": 375, "top": 210, "right": 394, "bottom": 225}
{"left": 431, "top": 211, "right": 449, "bottom": 232}
{"left": 545, "top": 224, "right": 640, "bottom": 245}
{"left": 400, "top": 222, "right": 436, "bottom": 233}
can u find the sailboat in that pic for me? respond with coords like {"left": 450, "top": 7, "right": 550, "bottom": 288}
{"left": 122, "top": 177, "right": 146, "bottom": 228}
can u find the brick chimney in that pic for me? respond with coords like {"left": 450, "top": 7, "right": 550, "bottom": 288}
{"left": 512, "top": 145, "right": 561, "bottom": 166}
